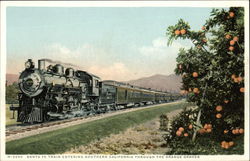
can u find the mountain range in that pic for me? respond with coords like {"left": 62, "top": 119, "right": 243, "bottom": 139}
{"left": 126, "top": 74, "right": 182, "bottom": 93}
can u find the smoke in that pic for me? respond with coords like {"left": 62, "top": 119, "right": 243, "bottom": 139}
{"left": 40, "top": 58, "right": 81, "bottom": 68}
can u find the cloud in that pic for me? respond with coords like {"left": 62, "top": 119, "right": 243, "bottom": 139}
{"left": 43, "top": 43, "right": 78, "bottom": 65}
{"left": 49, "top": 43, "right": 72, "bottom": 58}
{"left": 40, "top": 43, "right": 134, "bottom": 81}
{"left": 136, "top": 37, "right": 192, "bottom": 76}
{"left": 139, "top": 37, "right": 191, "bottom": 57}
{"left": 44, "top": 43, "right": 95, "bottom": 59}
{"left": 152, "top": 37, "right": 167, "bottom": 48}
{"left": 139, "top": 37, "right": 167, "bottom": 56}
{"left": 88, "top": 62, "right": 131, "bottom": 81}
{"left": 42, "top": 43, "right": 110, "bottom": 68}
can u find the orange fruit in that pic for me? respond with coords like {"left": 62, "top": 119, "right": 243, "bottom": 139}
{"left": 197, "top": 45, "right": 202, "bottom": 49}
{"left": 176, "top": 130, "right": 182, "bottom": 136}
{"left": 180, "top": 29, "right": 186, "bottom": 35}
{"left": 229, "top": 141, "right": 234, "bottom": 147}
{"left": 230, "top": 40, "right": 235, "bottom": 45}
{"left": 221, "top": 141, "right": 229, "bottom": 149}
{"left": 235, "top": 129, "right": 239, "bottom": 134}
{"left": 231, "top": 74, "right": 236, "bottom": 79}
{"left": 229, "top": 12, "right": 235, "bottom": 18}
{"left": 224, "top": 143, "right": 230, "bottom": 149}
{"left": 206, "top": 128, "right": 212, "bottom": 133}
{"left": 178, "top": 127, "right": 184, "bottom": 132}
{"left": 193, "top": 88, "right": 199, "bottom": 93}
{"left": 175, "top": 30, "right": 181, "bottom": 35}
{"left": 184, "top": 133, "right": 189, "bottom": 137}
{"left": 188, "top": 124, "right": 193, "bottom": 129}
{"left": 216, "top": 105, "right": 223, "bottom": 112}
{"left": 233, "top": 36, "right": 239, "bottom": 42}
{"left": 240, "top": 87, "right": 244, "bottom": 93}
{"left": 229, "top": 46, "right": 234, "bottom": 51}
{"left": 237, "top": 76, "right": 243, "bottom": 82}
{"left": 225, "top": 34, "right": 231, "bottom": 39}
{"left": 224, "top": 130, "right": 229, "bottom": 134}
{"left": 233, "top": 77, "right": 239, "bottom": 83}
{"left": 203, "top": 39, "right": 207, "bottom": 43}
{"left": 199, "top": 128, "right": 206, "bottom": 134}
{"left": 239, "top": 128, "right": 244, "bottom": 134}
{"left": 207, "top": 124, "right": 212, "bottom": 129}
{"left": 192, "top": 72, "right": 198, "bottom": 78}
{"left": 224, "top": 100, "right": 229, "bottom": 104}
{"left": 216, "top": 113, "right": 222, "bottom": 119}
{"left": 221, "top": 141, "right": 227, "bottom": 146}
{"left": 181, "top": 90, "right": 188, "bottom": 95}
{"left": 204, "top": 124, "right": 208, "bottom": 129}
{"left": 232, "top": 129, "right": 236, "bottom": 134}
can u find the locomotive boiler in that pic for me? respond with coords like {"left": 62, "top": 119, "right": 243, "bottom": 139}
{"left": 11, "top": 59, "right": 181, "bottom": 124}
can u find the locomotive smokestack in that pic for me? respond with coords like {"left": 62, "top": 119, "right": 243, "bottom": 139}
{"left": 38, "top": 59, "right": 46, "bottom": 71}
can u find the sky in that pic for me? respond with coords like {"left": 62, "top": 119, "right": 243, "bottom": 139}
{"left": 7, "top": 7, "right": 215, "bottom": 81}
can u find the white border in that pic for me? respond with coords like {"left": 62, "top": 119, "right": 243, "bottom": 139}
{"left": 0, "top": 1, "right": 249, "bottom": 7}
{"left": 0, "top": 1, "right": 249, "bottom": 161}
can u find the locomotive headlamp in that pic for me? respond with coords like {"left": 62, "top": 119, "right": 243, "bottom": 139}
{"left": 25, "top": 59, "right": 34, "bottom": 69}
{"left": 25, "top": 61, "right": 31, "bottom": 69}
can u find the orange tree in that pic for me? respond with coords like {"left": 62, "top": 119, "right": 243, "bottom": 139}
{"left": 165, "top": 7, "right": 244, "bottom": 153}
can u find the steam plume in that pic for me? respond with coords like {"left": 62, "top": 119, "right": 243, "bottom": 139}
{"left": 40, "top": 58, "right": 80, "bottom": 68}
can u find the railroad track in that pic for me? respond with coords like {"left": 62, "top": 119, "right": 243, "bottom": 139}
{"left": 5, "top": 101, "right": 183, "bottom": 142}
{"left": 6, "top": 111, "right": 113, "bottom": 136}
{"left": 5, "top": 102, "right": 182, "bottom": 141}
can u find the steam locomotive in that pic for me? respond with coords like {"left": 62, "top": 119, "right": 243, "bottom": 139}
{"left": 10, "top": 59, "right": 181, "bottom": 123}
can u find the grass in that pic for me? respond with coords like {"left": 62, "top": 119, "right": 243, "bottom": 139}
{"left": 6, "top": 104, "right": 19, "bottom": 126}
{"left": 6, "top": 101, "right": 189, "bottom": 154}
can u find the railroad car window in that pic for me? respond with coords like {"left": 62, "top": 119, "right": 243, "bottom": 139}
{"left": 95, "top": 80, "right": 99, "bottom": 87}
{"left": 125, "top": 90, "right": 128, "bottom": 99}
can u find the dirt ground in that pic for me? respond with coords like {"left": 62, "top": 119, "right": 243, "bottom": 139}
{"left": 65, "top": 108, "right": 182, "bottom": 155}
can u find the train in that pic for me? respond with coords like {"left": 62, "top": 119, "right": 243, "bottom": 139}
{"left": 10, "top": 59, "right": 182, "bottom": 123}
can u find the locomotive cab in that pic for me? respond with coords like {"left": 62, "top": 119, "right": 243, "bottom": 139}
{"left": 75, "top": 70, "right": 101, "bottom": 97}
